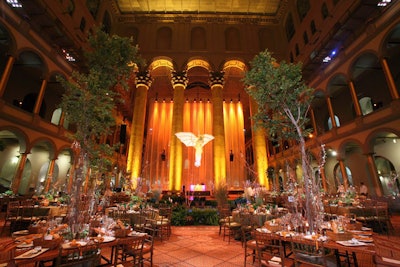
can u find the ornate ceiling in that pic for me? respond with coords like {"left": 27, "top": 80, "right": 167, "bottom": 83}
{"left": 115, "top": 0, "right": 283, "bottom": 15}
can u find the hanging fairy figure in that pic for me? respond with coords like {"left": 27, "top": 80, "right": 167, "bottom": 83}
{"left": 175, "top": 132, "right": 214, "bottom": 167}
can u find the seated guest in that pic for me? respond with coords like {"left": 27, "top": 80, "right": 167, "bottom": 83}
{"left": 359, "top": 182, "right": 368, "bottom": 196}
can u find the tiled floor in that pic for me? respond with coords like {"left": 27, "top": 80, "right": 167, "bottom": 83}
{"left": 151, "top": 225, "right": 244, "bottom": 267}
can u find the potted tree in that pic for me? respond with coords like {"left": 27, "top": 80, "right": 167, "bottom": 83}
{"left": 243, "top": 50, "right": 324, "bottom": 233}
{"left": 58, "top": 28, "right": 141, "bottom": 233}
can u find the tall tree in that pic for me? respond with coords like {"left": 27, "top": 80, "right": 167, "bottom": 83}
{"left": 58, "top": 28, "right": 141, "bottom": 231}
{"left": 244, "top": 50, "right": 323, "bottom": 232}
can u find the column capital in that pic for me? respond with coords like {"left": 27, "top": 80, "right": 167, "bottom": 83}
{"left": 135, "top": 71, "right": 152, "bottom": 87}
{"left": 209, "top": 71, "right": 225, "bottom": 87}
{"left": 171, "top": 70, "right": 188, "bottom": 87}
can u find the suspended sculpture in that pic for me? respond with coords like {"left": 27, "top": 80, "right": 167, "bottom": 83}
{"left": 175, "top": 132, "right": 214, "bottom": 167}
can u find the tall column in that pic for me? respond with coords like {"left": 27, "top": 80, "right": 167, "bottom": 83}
{"left": 249, "top": 97, "right": 269, "bottom": 187}
{"left": 320, "top": 166, "right": 328, "bottom": 193}
{"left": 44, "top": 158, "right": 56, "bottom": 193}
{"left": 11, "top": 152, "right": 28, "bottom": 194}
{"left": 348, "top": 81, "right": 362, "bottom": 117}
{"left": 338, "top": 158, "right": 349, "bottom": 190}
{"left": 34, "top": 79, "right": 48, "bottom": 115}
{"left": 366, "top": 153, "right": 383, "bottom": 197}
{"left": 0, "top": 55, "right": 15, "bottom": 97}
{"left": 169, "top": 71, "right": 187, "bottom": 191}
{"left": 210, "top": 71, "right": 226, "bottom": 186}
{"left": 326, "top": 97, "right": 337, "bottom": 128}
{"left": 127, "top": 71, "right": 151, "bottom": 188}
{"left": 310, "top": 109, "right": 317, "bottom": 136}
{"left": 381, "top": 58, "right": 399, "bottom": 100}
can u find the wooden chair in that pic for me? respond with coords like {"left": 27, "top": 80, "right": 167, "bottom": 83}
{"left": 113, "top": 235, "right": 146, "bottom": 267}
{"left": 0, "top": 239, "right": 16, "bottom": 265}
{"left": 158, "top": 207, "right": 172, "bottom": 239}
{"left": 56, "top": 242, "right": 100, "bottom": 267}
{"left": 290, "top": 235, "right": 336, "bottom": 267}
{"left": 2, "top": 201, "right": 21, "bottom": 234}
{"left": 141, "top": 225, "right": 156, "bottom": 266}
{"left": 375, "top": 202, "right": 394, "bottom": 234}
{"left": 254, "top": 231, "right": 292, "bottom": 267}
{"left": 20, "top": 199, "right": 39, "bottom": 225}
{"left": 222, "top": 213, "right": 241, "bottom": 243}
{"left": 218, "top": 207, "right": 231, "bottom": 236}
{"left": 373, "top": 235, "right": 400, "bottom": 266}
{"left": 244, "top": 230, "right": 258, "bottom": 267}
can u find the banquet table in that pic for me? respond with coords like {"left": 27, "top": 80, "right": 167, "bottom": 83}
{"left": 255, "top": 228, "right": 376, "bottom": 267}
{"left": 12, "top": 234, "right": 144, "bottom": 267}
{"left": 232, "top": 210, "right": 278, "bottom": 227}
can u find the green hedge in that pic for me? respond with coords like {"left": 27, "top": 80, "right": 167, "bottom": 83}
{"left": 171, "top": 206, "right": 219, "bottom": 226}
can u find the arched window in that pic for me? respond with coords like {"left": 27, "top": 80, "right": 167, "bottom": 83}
{"left": 321, "top": 3, "right": 329, "bottom": 19}
{"left": 285, "top": 13, "right": 295, "bottom": 41}
{"left": 51, "top": 108, "right": 62, "bottom": 125}
{"left": 359, "top": 97, "right": 373, "bottom": 115}
{"left": 328, "top": 115, "right": 340, "bottom": 129}
{"left": 297, "top": 0, "right": 310, "bottom": 21}
{"left": 102, "top": 11, "right": 111, "bottom": 34}
{"left": 310, "top": 20, "right": 317, "bottom": 34}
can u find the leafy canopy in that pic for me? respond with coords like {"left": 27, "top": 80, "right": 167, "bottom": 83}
{"left": 58, "top": 28, "right": 140, "bottom": 169}
{"left": 243, "top": 50, "right": 314, "bottom": 141}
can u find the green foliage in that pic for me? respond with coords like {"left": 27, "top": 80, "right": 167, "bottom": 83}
{"left": 171, "top": 206, "right": 219, "bottom": 226}
{"left": 214, "top": 181, "right": 228, "bottom": 206}
{"left": 243, "top": 50, "right": 314, "bottom": 141}
{"left": 58, "top": 28, "right": 141, "bottom": 172}
{"left": 189, "top": 208, "right": 219, "bottom": 225}
{"left": 171, "top": 205, "right": 188, "bottom": 226}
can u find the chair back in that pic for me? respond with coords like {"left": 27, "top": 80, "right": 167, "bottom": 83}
{"left": 254, "top": 231, "right": 285, "bottom": 267}
{"left": 290, "top": 235, "right": 331, "bottom": 267}
{"left": 373, "top": 235, "right": 400, "bottom": 266}
{"left": 113, "top": 235, "right": 146, "bottom": 266}
{"left": 56, "top": 242, "right": 100, "bottom": 267}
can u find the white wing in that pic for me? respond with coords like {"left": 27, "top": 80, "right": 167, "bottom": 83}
{"left": 200, "top": 134, "right": 214, "bottom": 146}
{"left": 175, "top": 132, "right": 198, "bottom": 147}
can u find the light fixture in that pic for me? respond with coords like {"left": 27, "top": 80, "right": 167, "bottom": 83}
{"left": 6, "top": 0, "right": 22, "bottom": 8}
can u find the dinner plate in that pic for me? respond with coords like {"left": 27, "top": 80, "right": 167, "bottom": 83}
{"left": 355, "top": 236, "right": 373, "bottom": 243}
{"left": 101, "top": 236, "right": 115, "bottom": 243}
{"left": 62, "top": 241, "right": 87, "bottom": 249}
{"left": 336, "top": 240, "right": 367, "bottom": 246}
{"left": 13, "top": 230, "right": 29, "bottom": 236}
{"left": 16, "top": 242, "right": 34, "bottom": 248}
{"left": 256, "top": 228, "right": 271, "bottom": 233}
{"left": 15, "top": 248, "right": 49, "bottom": 259}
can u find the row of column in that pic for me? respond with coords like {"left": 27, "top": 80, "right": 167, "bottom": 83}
{"left": 276, "top": 58, "right": 399, "bottom": 197}
{"left": 0, "top": 55, "right": 68, "bottom": 194}
{"left": 126, "top": 70, "right": 270, "bottom": 192}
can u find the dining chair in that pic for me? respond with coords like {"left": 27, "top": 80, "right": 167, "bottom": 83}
{"left": 218, "top": 207, "right": 231, "bottom": 236}
{"left": 222, "top": 213, "right": 241, "bottom": 243}
{"left": 0, "top": 239, "right": 16, "bottom": 265}
{"left": 290, "top": 235, "right": 336, "bottom": 267}
{"left": 21, "top": 199, "right": 39, "bottom": 225}
{"left": 375, "top": 202, "right": 394, "bottom": 234}
{"left": 254, "top": 231, "right": 292, "bottom": 267}
{"left": 244, "top": 230, "right": 258, "bottom": 267}
{"left": 158, "top": 206, "right": 172, "bottom": 238}
{"left": 56, "top": 242, "right": 100, "bottom": 267}
{"left": 240, "top": 212, "right": 257, "bottom": 247}
{"left": 141, "top": 225, "right": 156, "bottom": 267}
{"left": 2, "top": 200, "right": 21, "bottom": 234}
{"left": 113, "top": 235, "right": 147, "bottom": 267}
{"left": 373, "top": 235, "right": 400, "bottom": 267}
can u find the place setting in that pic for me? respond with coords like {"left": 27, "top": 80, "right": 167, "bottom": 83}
{"left": 14, "top": 246, "right": 49, "bottom": 259}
